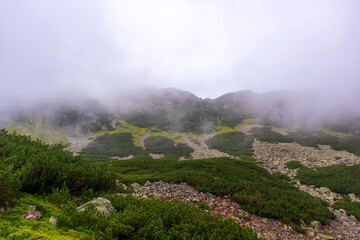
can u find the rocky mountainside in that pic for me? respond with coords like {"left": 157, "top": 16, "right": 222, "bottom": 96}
{"left": 4, "top": 87, "right": 360, "bottom": 140}
{"left": 117, "top": 88, "right": 360, "bottom": 135}
{"left": 7, "top": 98, "right": 120, "bottom": 141}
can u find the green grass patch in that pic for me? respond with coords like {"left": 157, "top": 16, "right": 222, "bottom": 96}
{"left": 110, "top": 158, "right": 334, "bottom": 224}
{"left": 6, "top": 117, "right": 68, "bottom": 145}
{"left": 296, "top": 164, "right": 360, "bottom": 195}
{"left": 321, "top": 128, "right": 350, "bottom": 138}
{"left": 206, "top": 132, "right": 254, "bottom": 156}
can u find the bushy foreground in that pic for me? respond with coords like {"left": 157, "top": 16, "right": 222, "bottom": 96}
{"left": 0, "top": 129, "right": 115, "bottom": 207}
{"left": 0, "top": 193, "right": 90, "bottom": 239}
{"left": 112, "top": 158, "right": 334, "bottom": 224}
{"left": 58, "top": 195, "right": 258, "bottom": 240}
{"left": 0, "top": 192, "right": 258, "bottom": 240}
{"left": 0, "top": 129, "right": 260, "bottom": 239}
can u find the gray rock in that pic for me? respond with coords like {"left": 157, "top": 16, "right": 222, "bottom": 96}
{"left": 49, "top": 216, "right": 57, "bottom": 226}
{"left": 22, "top": 209, "right": 42, "bottom": 220}
{"left": 317, "top": 233, "right": 334, "bottom": 239}
{"left": 77, "top": 197, "right": 114, "bottom": 215}
{"left": 311, "top": 220, "right": 321, "bottom": 230}
{"left": 117, "top": 193, "right": 129, "bottom": 197}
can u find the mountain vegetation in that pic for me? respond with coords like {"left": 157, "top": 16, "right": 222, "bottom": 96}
{"left": 111, "top": 158, "right": 334, "bottom": 224}
{"left": 82, "top": 133, "right": 143, "bottom": 157}
{"left": 2, "top": 87, "right": 360, "bottom": 238}
{"left": 205, "top": 132, "right": 254, "bottom": 156}
{"left": 0, "top": 130, "right": 258, "bottom": 239}
{"left": 296, "top": 164, "right": 360, "bottom": 195}
{"left": 57, "top": 195, "right": 258, "bottom": 240}
{"left": 251, "top": 126, "right": 360, "bottom": 156}
{"left": 144, "top": 136, "right": 193, "bottom": 158}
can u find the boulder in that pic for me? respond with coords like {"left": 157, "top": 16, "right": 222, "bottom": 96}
{"left": 317, "top": 233, "right": 334, "bottom": 239}
{"left": 49, "top": 216, "right": 57, "bottom": 226}
{"left": 22, "top": 209, "right": 42, "bottom": 220}
{"left": 76, "top": 197, "right": 114, "bottom": 215}
{"left": 311, "top": 220, "right": 321, "bottom": 230}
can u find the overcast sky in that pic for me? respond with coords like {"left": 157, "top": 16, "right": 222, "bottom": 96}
{"left": 1, "top": 0, "right": 360, "bottom": 108}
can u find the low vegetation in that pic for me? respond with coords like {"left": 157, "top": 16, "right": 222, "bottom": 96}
{"left": 332, "top": 201, "right": 360, "bottom": 221}
{"left": 285, "top": 161, "right": 304, "bottom": 169}
{"left": 0, "top": 193, "right": 91, "bottom": 239}
{"left": 0, "top": 129, "right": 115, "bottom": 206}
{"left": 0, "top": 130, "right": 258, "bottom": 239}
{"left": 58, "top": 195, "right": 258, "bottom": 240}
{"left": 82, "top": 133, "right": 143, "bottom": 157}
{"left": 296, "top": 164, "right": 360, "bottom": 195}
{"left": 251, "top": 126, "right": 360, "bottom": 156}
{"left": 111, "top": 158, "right": 334, "bottom": 224}
{"left": 205, "top": 132, "right": 254, "bottom": 156}
{"left": 144, "top": 136, "right": 193, "bottom": 158}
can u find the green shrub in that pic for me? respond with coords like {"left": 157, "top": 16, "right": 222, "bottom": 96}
{"left": 48, "top": 183, "right": 71, "bottom": 205}
{"left": 0, "top": 129, "right": 116, "bottom": 199}
{"left": 205, "top": 132, "right": 254, "bottom": 156}
{"left": 332, "top": 201, "right": 360, "bottom": 221}
{"left": 292, "top": 225, "right": 306, "bottom": 234}
{"left": 0, "top": 158, "right": 23, "bottom": 208}
{"left": 144, "top": 136, "right": 193, "bottom": 158}
{"left": 285, "top": 161, "right": 304, "bottom": 169}
{"left": 83, "top": 133, "right": 142, "bottom": 157}
{"left": 35, "top": 203, "right": 47, "bottom": 215}
{"left": 297, "top": 164, "right": 360, "bottom": 195}
{"left": 111, "top": 158, "right": 334, "bottom": 224}
{"left": 251, "top": 127, "right": 292, "bottom": 143}
{"left": 195, "top": 201, "right": 211, "bottom": 211}
{"left": 272, "top": 172, "right": 291, "bottom": 181}
{"left": 58, "top": 195, "right": 259, "bottom": 239}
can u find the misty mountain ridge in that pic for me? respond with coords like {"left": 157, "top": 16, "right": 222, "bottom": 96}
{"left": 3, "top": 87, "right": 360, "bottom": 139}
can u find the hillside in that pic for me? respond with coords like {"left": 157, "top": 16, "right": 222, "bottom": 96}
{"left": 2, "top": 88, "right": 360, "bottom": 239}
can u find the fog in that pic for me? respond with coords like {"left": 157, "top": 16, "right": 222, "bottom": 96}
{"left": 1, "top": 0, "right": 360, "bottom": 119}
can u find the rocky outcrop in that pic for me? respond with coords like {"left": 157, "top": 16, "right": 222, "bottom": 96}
{"left": 253, "top": 140, "right": 360, "bottom": 172}
{"left": 77, "top": 197, "right": 114, "bottom": 215}
{"left": 65, "top": 135, "right": 99, "bottom": 155}
{"left": 149, "top": 153, "right": 165, "bottom": 159}
{"left": 111, "top": 155, "right": 134, "bottom": 160}
{"left": 22, "top": 208, "right": 41, "bottom": 221}
{"left": 238, "top": 124, "right": 264, "bottom": 134}
{"left": 295, "top": 183, "right": 342, "bottom": 205}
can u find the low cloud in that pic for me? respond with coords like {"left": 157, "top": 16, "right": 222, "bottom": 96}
{"left": 0, "top": 0, "right": 359, "bottom": 119}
